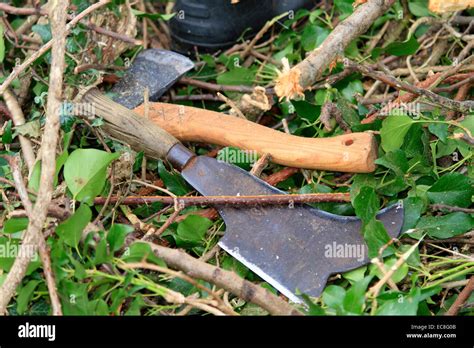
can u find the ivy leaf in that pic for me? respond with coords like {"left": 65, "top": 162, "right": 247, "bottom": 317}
{"left": 175, "top": 215, "right": 213, "bottom": 247}
{"left": 64, "top": 149, "right": 119, "bottom": 204}
{"left": 107, "top": 224, "right": 134, "bottom": 253}
{"left": 408, "top": 0, "right": 433, "bottom": 17}
{"left": 3, "top": 218, "right": 29, "bottom": 234}
{"left": 384, "top": 37, "right": 420, "bottom": 56}
{"left": 56, "top": 204, "right": 92, "bottom": 248}
{"left": 402, "top": 197, "right": 425, "bottom": 232}
{"left": 428, "top": 123, "right": 449, "bottom": 142}
{"left": 416, "top": 212, "right": 474, "bottom": 239}
{"left": 376, "top": 292, "right": 420, "bottom": 315}
{"left": 216, "top": 67, "right": 256, "bottom": 86}
{"left": 353, "top": 186, "right": 379, "bottom": 223}
{"left": 375, "top": 150, "right": 409, "bottom": 176}
{"left": 343, "top": 276, "right": 372, "bottom": 314}
{"left": 301, "top": 24, "right": 329, "bottom": 52}
{"left": 121, "top": 242, "right": 166, "bottom": 267}
{"left": 2, "top": 120, "right": 12, "bottom": 144}
{"left": 322, "top": 285, "right": 346, "bottom": 312}
{"left": 157, "top": 160, "right": 189, "bottom": 196}
{"left": 427, "top": 173, "right": 474, "bottom": 208}
{"left": 363, "top": 220, "right": 392, "bottom": 258}
{"left": 16, "top": 280, "right": 41, "bottom": 315}
{"left": 380, "top": 114, "right": 415, "bottom": 152}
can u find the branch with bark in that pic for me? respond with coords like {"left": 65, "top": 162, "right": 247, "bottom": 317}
{"left": 0, "top": 0, "right": 69, "bottom": 315}
{"left": 275, "top": 0, "right": 396, "bottom": 100}
{"left": 142, "top": 240, "right": 303, "bottom": 315}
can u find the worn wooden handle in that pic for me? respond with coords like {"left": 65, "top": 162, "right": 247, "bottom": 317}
{"left": 134, "top": 103, "right": 377, "bottom": 173}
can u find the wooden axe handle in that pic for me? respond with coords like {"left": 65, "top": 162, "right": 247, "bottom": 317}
{"left": 134, "top": 103, "right": 377, "bottom": 173}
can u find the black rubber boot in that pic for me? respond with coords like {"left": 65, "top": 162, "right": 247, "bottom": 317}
{"left": 169, "top": 0, "right": 316, "bottom": 54}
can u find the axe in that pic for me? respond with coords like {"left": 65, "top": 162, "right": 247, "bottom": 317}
{"left": 111, "top": 50, "right": 377, "bottom": 173}
{"left": 80, "top": 49, "right": 404, "bottom": 303}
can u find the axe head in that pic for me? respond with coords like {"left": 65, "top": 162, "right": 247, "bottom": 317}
{"left": 111, "top": 49, "right": 194, "bottom": 109}
{"left": 181, "top": 156, "right": 404, "bottom": 303}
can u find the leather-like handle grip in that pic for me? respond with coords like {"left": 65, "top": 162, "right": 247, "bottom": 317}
{"left": 81, "top": 89, "right": 180, "bottom": 160}
{"left": 134, "top": 102, "right": 377, "bottom": 173}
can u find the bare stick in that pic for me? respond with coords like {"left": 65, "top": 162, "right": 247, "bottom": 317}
{"left": 2, "top": 89, "right": 36, "bottom": 172}
{"left": 0, "top": 0, "right": 70, "bottom": 315}
{"left": 142, "top": 240, "right": 302, "bottom": 315}
{"left": 118, "top": 261, "right": 237, "bottom": 315}
{"left": 275, "top": 0, "right": 396, "bottom": 99}
{"left": 2, "top": 156, "right": 62, "bottom": 315}
{"left": 445, "top": 276, "right": 474, "bottom": 316}
{"left": 346, "top": 60, "right": 474, "bottom": 113}
{"left": 94, "top": 192, "right": 351, "bottom": 207}
{"left": 240, "top": 12, "right": 288, "bottom": 59}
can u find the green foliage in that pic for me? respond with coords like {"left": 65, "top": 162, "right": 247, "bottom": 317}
{"left": 380, "top": 114, "right": 415, "bottom": 152}
{"left": 64, "top": 149, "right": 119, "bottom": 204}
{"left": 56, "top": 204, "right": 92, "bottom": 248}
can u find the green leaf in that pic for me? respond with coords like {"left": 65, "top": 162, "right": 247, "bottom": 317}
{"left": 353, "top": 186, "right": 379, "bottom": 223}
{"left": 2, "top": 120, "right": 12, "bottom": 144}
{"left": 176, "top": 215, "right": 212, "bottom": 247}
{"left": 376, "top": 293, "right": 420, "bottom": 315}
{"left": 380, "top": 114, "right": 415, "bottom": 152}
{"left": 343, "top": 276, "right": 372, "bottom": 314}
{"left": 32, "top": 24, "right": 52, "bottom": 43}
{"left": 363, "top": 220, "right": 392, "bottom": 258}
{"left": 157, "top": 160, "right": 189, "bottom": 195}
{"left": 322, "top": 285, "right": 346, "bottom": 311}
{"left": 428, "top": 123, "right": 448, "bottom": 142}
{"left": 64, "top": 149, "right": 119, "bottom": 204}
{"left": 301, "top": 24, "right": 329, "bottom": 52}
{"left": 292, "top": 100, "right": 321, "bottom": 122}
{"left": 334, "top": 0, "right": 354, "bottom": 15}
{"left": 370, "top": 257, "right": 408, "bottom": 283}
{"left": 56, "top": 204, "right": 92, "bottom": 248}
{"left": 16, "top": 280, "right": 41, "bottom": 315}
{"left": 121, "top": 242, "right": 166, "bottom": 267}
{"left": 427, "top": 173, "right": 474, "bottom": 208}
{"left": 3, "top": 218, "right": 29, "bottom": 234}
{"left": 408, "top": 0, "right": 433, "bottom": 17}
{"left": 375, "top": 150, "right": 409, "bottom": 176}
{"left": 402, "top": 197, "right": 425, "bottom": 232}
{"left": 107, "top": 224, "right": 134, "bottom": 253}
{"left": 416, "top": 212, "right": 474, "bottom": 239}
{"left": 384, "top": 37, "right": 420, "bottom": 56}
{"left": 29, "top": 151, "right": 68, "bottom": 193}
{"left": 0, "top": 24, "right": 5, "bottom": 63}
{"left": 216, "top": 67, "right": 256, "bottom": 86}
{"left": 341, "top": 80, "right": 364, "bottom": 103}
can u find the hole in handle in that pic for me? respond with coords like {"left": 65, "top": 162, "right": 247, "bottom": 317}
{"left": 344, "top": 139, "right": 354, "bottom": 146}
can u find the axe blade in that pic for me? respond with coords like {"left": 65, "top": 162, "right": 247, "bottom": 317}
{"left": 111, "top": 49, "right": 194, "bottom": 109}
{"left": 181, "top": 156, "right": 404, "bottom": 303}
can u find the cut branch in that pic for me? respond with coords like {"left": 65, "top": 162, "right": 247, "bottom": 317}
{"left": 143, "top": 240, "right": 302, "bottom": 315}
{"left": 0, "top": 0, "right": 70, "bottom": 315}
{"left": 94, "top": 192, "right": 351, "bottom": 206}
{"left": 275, "top": 0, "right": 396, "bottom": 99}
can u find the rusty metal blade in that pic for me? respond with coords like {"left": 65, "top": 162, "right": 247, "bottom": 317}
{"left": 181, "top": 156, "right": 404, "bottom": 303}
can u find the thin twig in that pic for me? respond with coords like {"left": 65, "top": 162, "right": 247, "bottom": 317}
{"left": 95, "top": 192, "right": 351, "bottom": 207}
{"left": 445, "top": 276, "right": 474, "bottom": 316}
{"left": 142, "top": 240, "right": 302, "bottom": 315}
